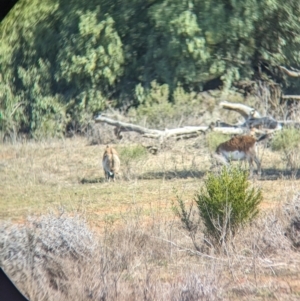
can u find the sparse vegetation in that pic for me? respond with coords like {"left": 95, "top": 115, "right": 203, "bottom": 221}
{"left": 1, "top": 211, "right": 224, "bottom": 301}
{"left": 284, "top": 193, "right": 300, "bottom": 250}
{"left": 205, "top": 132, "right": 229, "bottom": 152}
{"left": 118, "top": 144, "right": 148, "bottom": 162}
{"left": 118, "top": 144, "right": 148, "bottom": 180}
{"left": 271, "top": 127, "right": 300, "bottom": 172}
{"left": 0, "top": 114, "right": 300, "bottom": 301}
{"left": 1, "top": 196, "right": 300, "bottom": 300}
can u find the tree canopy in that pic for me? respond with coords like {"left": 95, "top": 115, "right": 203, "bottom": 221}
{"left": 1, "top": 0, "right": 300, "bottom": 137}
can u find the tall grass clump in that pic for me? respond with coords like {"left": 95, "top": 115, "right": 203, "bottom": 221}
{"left": 196, "top": 166, "right": 262, "bottom": 247}
{"left": 271, "top": 127, "right": 300, "bottom": 172}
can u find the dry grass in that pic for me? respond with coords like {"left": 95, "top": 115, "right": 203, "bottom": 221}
{"left": 0, "top": 136, "right": 208, "bottom": 226}
{"left": 1, "top": 132, "right": 300, "bottom": 300}
{"left": 0, "top": 135, "right": 296, "bottom": 224}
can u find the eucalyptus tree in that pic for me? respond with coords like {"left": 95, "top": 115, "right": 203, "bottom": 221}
{"left": 1, "top": 0, "right": 300, "bottom": 137}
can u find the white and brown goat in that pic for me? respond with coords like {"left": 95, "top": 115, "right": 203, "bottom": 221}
{"left": 102, "top": 145, "right": 120, "bottom": 182}
{"left": 212, "top": 131, "right": 268, "bottom": 176}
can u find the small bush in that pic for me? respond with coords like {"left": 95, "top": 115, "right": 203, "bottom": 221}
{"left": 271, "top": 128, "right": 300, "bottom": 151}
{"left": 205, "top": 132, "right": 229, "bottom": 152}
{"left": 195, "top": 166, "right": 262, "bottom": 247}
{"left": 128, "top": 81, "right": 173, "bottom": 128}
{"left": 129, "top": 81, "right": 208, "bottom": 129}
{"left": 119, "top": 144, "right": 148, "bottom": 161}
{"left": 271, "top": 128, "right": 300, "bottom": 171}
{"left": 118, "top": 144, "right": 148, "bottom": 180}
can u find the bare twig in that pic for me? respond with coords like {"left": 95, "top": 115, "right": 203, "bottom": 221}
{"left": 151, "top": 235, "right": 224, "bottom": 261}
{"left": 10, "top": 102, "right": 25, "bottom": 117}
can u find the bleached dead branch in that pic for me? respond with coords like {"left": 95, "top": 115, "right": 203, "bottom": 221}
{"left": 94, "top": 115, "right": 247, "bottom": 142}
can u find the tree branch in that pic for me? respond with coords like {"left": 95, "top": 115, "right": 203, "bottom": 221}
{"left": 219, "top": 101, "right": 261, "bottom": 119}
{"left": 282, "top": 95, "right": 300, "bottom": 100}
{"left": 279, "top": 66, "right": 300, "bottom": 77}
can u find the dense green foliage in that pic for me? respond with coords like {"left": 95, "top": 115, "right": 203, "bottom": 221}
{"left": 1, "top": 0, "right": 300, "bottom": 137}
{"left": 195, "top": 166, "right": 262, "bottom": 246}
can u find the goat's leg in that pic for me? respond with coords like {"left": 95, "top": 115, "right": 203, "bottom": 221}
{"left": 104, "top": 170, "right": 110, "bottom": 181}
{"left": 253, "top": 156, "right": 261, "bottom": 176}
{"left": 248, "top": 158, "right": 254, "bottom": 177}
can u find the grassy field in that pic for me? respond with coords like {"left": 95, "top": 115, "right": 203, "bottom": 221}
{"left": 0, "top": 136, "right": 207, "bottom": 225}
{"left": 1, "top": 134, "right": 300, "bottom": 300}
{"left": 0, "top": 135, "right": 297, "bottom": 224}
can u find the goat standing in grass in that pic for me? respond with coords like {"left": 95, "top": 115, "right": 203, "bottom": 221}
{"left": 212, "top": 130, "right": 268, "bottom": 177}
{"left": 102, "top": 145, "right": 120, "bottom": 182}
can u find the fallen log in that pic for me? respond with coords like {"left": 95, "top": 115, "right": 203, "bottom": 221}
{"left": 220, "top": 101, "right": 284, "bottom": 131}
{"left": 94, "top": 115, "right": 247, "bottom": 141}
{"left": 243, "top": 117, "right": 282, "bottom": 130}
{"left": 94, "top": 100, "right": 285, "bottom": 142}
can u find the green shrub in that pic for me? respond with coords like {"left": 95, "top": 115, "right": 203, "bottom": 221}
{"left": 271, "top": 128, "right": 300, "bottom": 171}
{"left": 206, "top": 132, "right": 229, "bottom": 152}
{"left": 271, "top": 128, "right": 300, "bottom": 151}
{"left": 129, "top": 81, "right": 212, "bottom": 129}
{"left": 119, "top": 144, "right": 148, "bottom": 161}
{"left": 129, "top": 81, "right": 174, "bottom": 128}
{"left": 118, "top": 144, "right": 148, "bottom": 180}
{"left": 195, "top": 166, "right": 262, "bottom": 247}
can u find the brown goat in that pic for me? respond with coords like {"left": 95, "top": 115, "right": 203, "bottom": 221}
{"left": 102, "top": 145, "right": 120, "bottom": 182}
{"left": 213, "top": 132, "right": 267, "bottom": 176}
